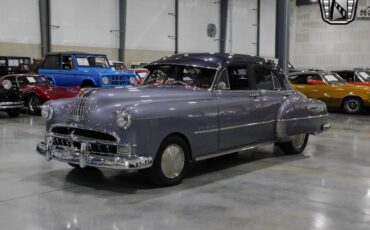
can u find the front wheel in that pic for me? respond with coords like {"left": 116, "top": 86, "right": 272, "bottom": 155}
{"left": 145, "top": 136, "right": 190, "bottom": 186}
{"left": 27, "top": 95, "right": 43, "bottom": 115}
{"left": 276, "top": 134, "right": 309, "bottom": 155}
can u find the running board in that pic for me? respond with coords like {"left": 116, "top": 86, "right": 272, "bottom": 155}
{"left": 194, "top": 142, "right": 274, "bottom": 162}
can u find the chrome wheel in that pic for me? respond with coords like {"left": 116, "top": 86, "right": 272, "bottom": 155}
{"left": 291, "top": 134, "right": 306, "bottom": 149}
{"left": 345, "top": 99, "right": 360, "bottom": 113}
{"left": 160, "top": 144, "right": 185, "bottom": 179}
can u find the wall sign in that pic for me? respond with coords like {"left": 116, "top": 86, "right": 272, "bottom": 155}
{"left": 357, "top": 6, "right": 370, "bottom": 20}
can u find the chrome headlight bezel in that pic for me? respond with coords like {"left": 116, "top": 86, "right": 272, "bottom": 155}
{"left": 101, "top": 77, "right": 110, "bottom": 85}
{"left": 115, "top": 109, "right": 132, "bottom": 129}
{"left": 2, "top": 80, "right": 12, "bottom": 90}
{"left": 41, "top": 104, "right": 53, "bottom": 120}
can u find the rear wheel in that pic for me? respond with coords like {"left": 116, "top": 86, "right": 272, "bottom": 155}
{"left": 145, "top": 136, "right": 190, "bottom": 186}
{"left": 277, "top": 134, "right": 309, "bottom": 155}
{"left": 27, "top": 95, "right": 43, "bottom": 115}
{"left": 6, "top": 109, "right": 20, "bottom": 118}
{"left": 343, "top": 97, "right": 363, "bottom": 114}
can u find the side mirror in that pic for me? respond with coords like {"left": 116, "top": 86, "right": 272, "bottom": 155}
{"left": 216, "top": 81, "right": 227, "bottom": 90}
{"left": 47, "top": 77, "right": 55, "bottom": 85}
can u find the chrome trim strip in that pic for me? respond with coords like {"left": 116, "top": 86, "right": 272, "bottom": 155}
{"left": 278, "top": 114, "right": 328, "bottom": 122}
{"left": 0, "top": 101, "right": 24, "bottom": 109}
{"left": 195, "top": 142, "right": 274, "bottom": 161}
{"left": 195, "top": 120, "right": 276, "bottom": 134}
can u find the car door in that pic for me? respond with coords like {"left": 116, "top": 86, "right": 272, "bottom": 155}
{"left": 58, "top": 55, "right": 77, "bottom": 86}
{"left": 251, "top": 64, "right": 287, "bottom": 142}
{"left": 39, "top": 55, "right": 63, "bottom": 86}
{"left": 215, "top": 65, "right": 273, "bottom": 151}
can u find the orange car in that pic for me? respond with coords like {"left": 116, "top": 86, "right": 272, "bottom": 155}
{"left": 334, "top": 70, "right": 370, "bottom": 87}
{"left": 288, "top": 71, "right": 370, "bottom": 114}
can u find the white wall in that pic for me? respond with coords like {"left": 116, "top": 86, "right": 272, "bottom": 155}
{"left": 259, "top": 0, "right": 276, "bottom": 58}
{"left": 126, "top": 0, "right": 175, "bottom": 52}
{"left": 50, "top": 0, "right": 119, "bottom": 49}
{"left": 0, "top": 0, "right": 40, "bottom": 44}
{"left": 226, "top": 0, "right": 258, "bottom": 55}
{"left": 290, "top": 0, "right": 370, "bottom": 70}
{"left": 178, "top": 0, "right": 220, "bottom": 53}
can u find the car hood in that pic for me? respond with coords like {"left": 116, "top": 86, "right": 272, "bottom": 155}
{"left": 24, "top": 84, "right": 80, "bottom": 100}
{"left": 49, "top": 86, "right": 212, "bottom": 138}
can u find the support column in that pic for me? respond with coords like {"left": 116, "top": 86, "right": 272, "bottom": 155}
{"left": 256, "top": 0, "right": 261, "bottom": 56}
{"left": 39, "top": 0, "right": 51, "bottom": 57}
{"left": 275, "top": 0, "right": 290, "bottom": 75}
{"left": 175, "top": 0, "right": 179, "bottom": 54}
{"left": 119, "top": 0, "right": 127, "bottom": 62}
{"left": 220, "top": 0, "right": 229, "bottom": 53}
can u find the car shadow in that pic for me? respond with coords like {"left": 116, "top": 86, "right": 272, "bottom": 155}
{"left": 54, "top": 145, "right": 306, "bottom": 196}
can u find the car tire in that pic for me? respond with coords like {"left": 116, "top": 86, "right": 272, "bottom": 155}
{"left": 81, "top": 81, "right": 95, "bottom": 88}
{"left": 146, "top": 136, "right": 190, "bottom": 186}
{"left": 27, "top": 95, "right": 43, "bottom": 115}
{"left": 277, "top": 134, "right": 309, "bottom": 155}
{"left": 6, "top": 109, "right": 20, "bottom": 118}
{"left": 343, "top": 97, "right": 363, "bottom": 114}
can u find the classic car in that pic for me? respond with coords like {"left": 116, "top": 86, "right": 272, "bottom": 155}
{"left": 38, "top": 52, "right": 137, "bottom": 88}
{"left": 0, "top": 77, "right": 23, "bottom": 118}
{"left": 0, "top": 56, "right": 31, "bottom": 77}
{"left": 37, "top": 53, "right": 330, "bottom": 186}
{"left": 109, "top": 60, "right": 148, "bottom": 84}
{"left": 288, "top": 71, "right": 370, "bottom": 114}
{"left": 334, "top": 69, "right": 370, "bottom": 87}
{"left": 0, "top": 74, "right": 80, "bottom": 115}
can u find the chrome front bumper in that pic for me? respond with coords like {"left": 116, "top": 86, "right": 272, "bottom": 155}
{"left": 0, "top": 101, "right": 23, "bottom": 109}
{"left": 37, "top": 136, "right": 153, "bottom": 170}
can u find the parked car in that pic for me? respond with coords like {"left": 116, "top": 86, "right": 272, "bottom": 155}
{"left": 0, "top": 56, "right": 31, "bottom": 77}
{"left": 0, "top": 78, "right": 23, "bottom": 118}
{"left": 0, "top": 74, "right": 80, "bottom": 115}
{"left": 109, "top": 61, "right": 127, "bottom": 71}
{"left": 38, "top": 52, "right": 137, "bottom": 88}
{"left": 37, "top": 53, "right": 330, "bottom": 186}
{"left": 333, "top": 69, "right": 370, "bottom": 87}
{"left": 109, "top": 60, "right": 147, "bottom": 85}
{"left": 288, "top": 71, "right": 370, "bottom": 114}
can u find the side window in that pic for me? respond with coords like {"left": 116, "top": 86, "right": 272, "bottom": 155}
{"left": 227, "top": 66, "right": 250, "bottom": 90}
{"left": 215, "top": 69, "right": 230, "bottom": 90}
{"left": 255, "top": 66, "right": 282, "bottom": 90}
{"left": 43, "top": 55, "right": 61, "bottom": 69}
{"left": 62, "top": 56, "right": 73, "bottom": 70}
{"left": 289, "top": 74, "right": 323, "bottom": 85}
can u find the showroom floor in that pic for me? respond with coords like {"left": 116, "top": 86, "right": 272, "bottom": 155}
{"left": 0, "top": 112, "right": 369, "bottom": 230}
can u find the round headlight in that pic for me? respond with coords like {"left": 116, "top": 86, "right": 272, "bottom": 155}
{"left": 2, "top": 80, "right": 12, "bottom": 90}
{"left": 115, "top": 110, "right": 132, "bottom": 129}
{"left": 102, "top": 77, "right": 110, "bottom": 85}
{"left": 129, "top": 77, "right": 137, "bottom": 86}
{"left": 41, "top": 105, "right": 53, "bottom": 120}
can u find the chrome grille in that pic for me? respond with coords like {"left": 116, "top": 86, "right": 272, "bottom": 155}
{"left": 109, "top": 75, "right": 129, "bottom": 86}
{"left": 71, "top": 95, "right": 88, "bottom": 121}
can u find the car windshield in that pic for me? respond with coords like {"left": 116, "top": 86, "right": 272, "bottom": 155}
{"left": 143, "top": 65, "right": 217, "bottom": 89}
{"left": 323, "top": 74, "right": 346, "bottom": 84}
{"left": 357, "top": 71, "right": 370, "bottom": 82}
{"left": 18, "top": 76, "right": 49, "bottom": 85}
{"left": 76, "top": 56, "right": 109, "bottom": 68}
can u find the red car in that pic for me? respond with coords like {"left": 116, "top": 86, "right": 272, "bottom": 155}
{"left": 0, "top": 74, "right": 80, "bottom": 114}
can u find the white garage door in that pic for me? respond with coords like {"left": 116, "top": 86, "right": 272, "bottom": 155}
{"left": 226, "top": 0, "right": 258, "bottom": 55}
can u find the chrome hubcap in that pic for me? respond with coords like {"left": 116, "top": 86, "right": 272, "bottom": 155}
{"left": 346, "top": 100, "right": 359, "bottom": 112}
{"left": 291, "top": 134, "right": 306, "bottom": 149}
{"left": 161, "top": 144, "right": 185, "bottom": 179}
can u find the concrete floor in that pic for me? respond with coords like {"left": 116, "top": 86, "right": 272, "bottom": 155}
{"left": 0, "top": 112, "right": 370, "bottom": 230}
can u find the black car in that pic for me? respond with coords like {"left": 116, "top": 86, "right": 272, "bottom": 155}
{"left": 0, "top": 78, "right": 23, "bottom": 118}
{"left": 0, "top": 56, "right": 31, "bottom": 77}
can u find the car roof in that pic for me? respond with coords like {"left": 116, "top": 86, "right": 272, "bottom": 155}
{"left": 46, "top": 51, "right": 106, "bottom": 56}
{"left": 288, "top": 71, "right": 326, "bottom": 76}
{"left": 146, "top": 53, "right": 267, "bottom": 69}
